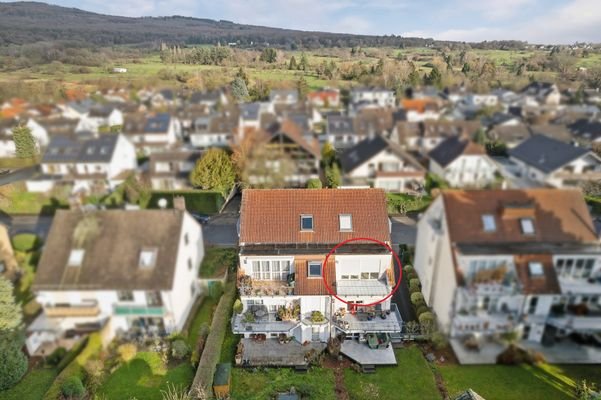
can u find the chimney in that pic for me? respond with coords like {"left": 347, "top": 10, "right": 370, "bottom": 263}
{"left": 173, "top": 196, "right": 186, "bottom": 211}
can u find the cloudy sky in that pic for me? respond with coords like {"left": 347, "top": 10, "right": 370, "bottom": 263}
{"left": 26, "top": 0, "right": 601, "bottom": 44}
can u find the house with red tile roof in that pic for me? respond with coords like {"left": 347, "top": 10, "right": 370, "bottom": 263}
{"left": 414, "top": 189, "right": 601, "bottom": 363}
{"left": 234, "top": 188, "right": 403, "bottom": 366}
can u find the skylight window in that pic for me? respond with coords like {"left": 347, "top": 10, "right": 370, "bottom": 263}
{"left": 339, "top": 214, "right": 353, "bottom": 231}
{"left": 482, "top": 214, "right": 496, "bottom": 232}
{"left": 139, "top": 248, "right": 158, "bottom": 269}
{"left": 520, "top": 218, "right": 535, "bottom": 235}
{"left": 67, "top": 249, "right": 85, "bottom": 267}
{"left": 528, "top": 262, "right": 544, "bottom": 276}
{"left": 308, "top": 261, "right": 322, "bottom": 277}
{"left": 300, "top": 215, "right": 313, "bottom": 231}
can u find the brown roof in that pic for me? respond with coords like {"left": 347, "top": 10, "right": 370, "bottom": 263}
{"left": 239, "top": 188, "right": 390, "bottom": 245}
{"left": 514, "top": 254, "right": 561, "bottom": 294}
{"left": 442, "top": 189, "right": 598, "bottom": 245}
{"left": 294, "top": 256, "right": 336, "bottom": 295}
{"left": 33, "top": 210, "right": 186, "bottom": 291}
{"left": 271, "top": 119, "right": 320, "bottom": 158}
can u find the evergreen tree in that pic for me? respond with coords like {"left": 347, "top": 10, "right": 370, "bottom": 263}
{"left": 299, "top": 52, "right": 309, "bottom": 71}
{"left": 288, "top": 56, "right": 298, "bottom": 70}
{"left": 296, "top": 76, "right": 309, "bottom": 100}
{"left": 473, "top": 128, "right": 488, "bottom": 146}
{"left": 426, "top": 66, "right": 443, "bottom": 88}
{"left": 231, "top": 77, "right": 249, "bottom": 102}
{"left": 325, "top": 163, "right": 341, "bottom": 188}
{"left": 259, "top": 48, "right": 277, "bottom": 63}
{"left": 12, "top": 124, "right": 38, "bottom": 159}
{"left": 236, "top": 67, "right": 249, "bottom": 86}
{"left": 0, "top": 277, "right": 27, "bottom": 390}
{"left": 189, "top": 148, "right": 236, "bottom": 198}
{"left": 321, "top": 142, "right": 336, "bottom": 168}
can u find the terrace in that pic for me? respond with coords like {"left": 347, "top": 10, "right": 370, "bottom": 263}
{"left": 237, "top": 274, "right": 295, "bottom": 297}
{"left": 238, "top": 338, "right": 326, "bottom": 367}
{"left": 232, "top": 303, "right": 301, "bottom": 334}
{"left": 333, "top": 304, "right": 403, "bottom": 334}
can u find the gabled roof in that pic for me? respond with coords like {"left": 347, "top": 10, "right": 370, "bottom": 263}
{"left": 428, "top": 136, "right": 486, "bottom": 168}
{"left": 43, "top": 135, "right": 119, "bottom": 164}
{"left": 88, "top": 106, "right": 115, "bottom": 118}
{"left": 267, "top": 119, "right": 320, "bottom": 158}
{"left": 508, "top": 134, "right": 590, "bottom": 173}
{"left": 33, "top": 210, "right": 187, "bottom": 291}
{"left": 441, "top": 189, "right": 598, "bottom": 246}
{"left": 144, "top": 113, "right": 171, "bottom": 134}
{"left": 190, "top": 91, "right": 221, "bottom": 104}
{"left": 340, "top": 134, "right": 423, "bottom": 173}
{"left": 239, "top": 189, "right": 390, "bottom": 245}
{"left": 327, "top": 115, "right": 354, "bottom": 135}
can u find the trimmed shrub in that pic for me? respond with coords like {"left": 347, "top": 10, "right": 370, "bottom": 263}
{"left": 409, "top": 285, "right": 421, "bottom": 295}
{"left": 56, "top": 338, "right": 86, "bottom": 372}
{"left": 117, "top": 343, "right": 137, "bottom": 362}
{"left": 403, "top": 265, "right": 414, "bottom": 273}
{"left": 11, "top": 233, "right": 41, "bottom": 252}
{"left": 409, "top": 278, "right": 421, "bottom": 292}
{"left": 233, "top": 299, "right": 243, "bottom": 315}
{"left": 410, "top": 292, "right": 424, "bottom": 305}
{"left": 431, "top": 331, "right": 448, "bottom": 350}
{"left": 61, "top": 376, "right": 85, "bottom": 399}
{"left": 167, "top": 331, "right": 187, "bottom": 342}
{"left": 46, "top": 347, "right": 67, "bottom": 367}
{"left": 416, "top": 305, "right": 430, "bottom": 317}
{"left": 418, "top": 312, "right": 434, "bottom": 325}
{"left": 307, "top": 178, "right": 323, "bottom": 189}
{"left": 171, "top": 339, "right": 191, "bottom": 360}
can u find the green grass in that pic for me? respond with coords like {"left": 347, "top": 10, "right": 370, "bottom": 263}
{"left": 0, "top": 157, "right": 38, "bottom": 169}
{"left": 146, "top": 190, "right": 224, "bottom": 215}
{"left": 0, "top": 183, "right": 69, "bottom": 215}
{"left": 186, "top": 296, "right": 218, "bottom": 347}
{"left": 231, "top": 367, "right": 336, "bottom": 400}
{"left": 13, "top": 251, "right": 41, "bottom": 321}
{"left": 0, "top": 367, "right": 58, "bottom": 400}
{"left": 11, "top": 233, "right": 41, "bottom": 252}
{"left": 438, "top": 362, "right": 601, "bottom": 400}
{"left": 199, "top": 247, "right": 237, "bottom": 278}
{"left": 386, "top": 193, "right": 433, "bottom": 214}
{"left": 344, "top": 346, "right": 441, "bottom": 400}
{"left": 98, "top": 352, "right": 194, "bottom": 400}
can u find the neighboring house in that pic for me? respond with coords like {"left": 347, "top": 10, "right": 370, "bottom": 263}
{"left": 392, "top": 120, "right": 480, "bottom": 154}
{"left": 148, "top": 150, "right": 200, "bottom": 190}
{"left": 508, "top": 134, "right": 601, "bottom": 188}
{"left": 568, "top": 120, "right": 601, "bottom": 144}
{"left": 238, "top": 102, "right": 272, "bottom": 140}
{"left": 482, "top": 113, "right": 522, "bottom": 129}
{"left": 307, "top": 88, "right": 340, "bottom": 108}
{"left": 189, "top": 113, "right": 237, "bottom": 149}
{"left": 521, "top": 82, "right": 561, "bottom": 106}
{"left": 234, "top": 189, "right": 402, "bottom": 366}
{"left": 428, "top": 136, "right": 498, "bottom": 188}
{"left": 0, "top": 118, "right": 49, "bottom": 157}
{"left": 462, "top": 94, "right": 498, "bottom": 108}
{"left": 76, "top": 106, "right": 123, "bottom": 133}
{"left": 487, "top": 124, "right": 531, "bottom": 148}
{"left": 28, "top": 134, "right": 136, "bottom": 193}
{"left": 151, "top": 89, "right": 176, "bottom": 108}
{"left": 414, "top": 189, "right": 601, "bottom": 363}
{"left": 27, "top": 208, "right": 203, "bottom": 355}
{"left": 122, "top": 113, "right": 180, "bottom": 153}
{"left": 270, "top": 89, "right": 299, "bottom": 105}
{"left": 61, "top": 99, "right": 97, "bottom": 119}
{"left": 325, "top": 115, "right": 356, "bottom": 149}
{"left": 189, "top": 91, "right": 228, "bottom": 108}
{"left": 340, "top": 134, "right": 426, "bottom": 192}
{"left": 350, "top": 88, "right": 396, "bottom": 109}
{"left": 0, "top": 223, "right": 19, "bottom": 282}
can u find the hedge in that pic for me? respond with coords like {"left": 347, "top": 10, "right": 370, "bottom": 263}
{"left": 190, "top": 280, "right": 236, "bottom": 394}
{"left": 55, "top": 338, "right": 87, "bottom": 372}
{"left": 43, "top": 333, "right": 102, "bottom": 400}
{"left": 11, "top": 233, "right": 41, "bottom": 252}
{"left": 146, "top": 190, "right": 224, "bottom": 215}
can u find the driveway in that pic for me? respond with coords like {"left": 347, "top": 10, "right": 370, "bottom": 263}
{"left": 203, "top": 213, "right": 238, "bottom": 247}
{"left": 390, "top": 215, "right": 417, "bottom": 247}
{"left": 0, "top": 166, "right": 38, "bottom": 186}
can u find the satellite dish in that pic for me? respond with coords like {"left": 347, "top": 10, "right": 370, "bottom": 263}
{"left": 158, "top": 198, "right": 168, "bottom": 209}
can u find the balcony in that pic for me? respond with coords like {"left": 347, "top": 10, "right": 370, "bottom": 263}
{"left": 45, "top": 302, "right": 100, "bottom": 318}
{"left": 333, "top": 304, "right": 402, "bottom": 334}
{"left": 452, "top": 310, "right": 518, "bottom": 335}
{"left": 113, "top": 305, "right": 164, "bottom": 316}
{"left": 548, "top": 303, "right": 601, "bottom": 333}
{"left": 232, "top": 304, "right": 300, "bottom": 334}
{"left": 238, "top": 274, "right": 294, "bottom": 297}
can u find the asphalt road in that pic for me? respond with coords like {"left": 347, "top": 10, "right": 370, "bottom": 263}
{"left": 203, "top": 213, "right": 238, "bottom": 247}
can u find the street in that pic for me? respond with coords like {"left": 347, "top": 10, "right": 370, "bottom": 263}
{"left": 0, "top": 166, "right": 38, "bottom": 186}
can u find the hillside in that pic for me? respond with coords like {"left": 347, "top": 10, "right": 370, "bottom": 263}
{"left": 0, "top": 2, "right": 524, "bottom": 49}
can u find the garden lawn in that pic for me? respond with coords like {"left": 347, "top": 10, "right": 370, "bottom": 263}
{"left": 0, "top": 367, "right": 58, "bottom": 400}
{"left": 199, "top": 247, "right": 237, "bottom": 278}
{"left": 344, "top": 346, "right": 440, "bottom": 400}
{"left": 386, "top": 193, "right": 432, "bottom": 215}
{"left": 438, "top": 362, "right": 601, "bottom": 400}
{"left": 186, "top": 296, "right": 218, "bottom": 347}
{"left": 98, "top": 352, "right": 194, "bottom": 400}
{"left": 0, "top": 183, "right": 69, "bottom": 215}
{"left": 231, "top": 367, "right": 336, "bottom": 400}
{"left": 146, "top": 190, "right": 224, "bottom": 214}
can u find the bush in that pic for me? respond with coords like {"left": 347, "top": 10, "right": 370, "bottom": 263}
{"left": 406, "top": 271, "right": 418, "bottom": 281}
{"left": 306, "top": 178, "right": 323, "bottom": 189}
{"left": 117, "top": 343, "right": 137, "bottom": 362}
{"left": 46, "top": 347, "right": 67, "bottom": 367}
{"left": 418, "top": 312, "right": 434, "bottom": 325}
{"left": 11, "top": 233, "right": 41, "bottom": 252}
{"left": 410, "top": 292, "right": 424, "bottom": 305}
{"left": 431, "top": 331, "right": 448, "bottom": 350}
{"left": 61, "top": 376, "right": 85, "bottom": 399}
{"left": 171, "top": 339, "right": 191, "bottom": 360}
{"left": 233, "top": 299, "right": 243, "bottom": 315}
{"left": 416, "top": 305, "right": 430, "bottom": 317}
{"left": 84, "top": 359, "right": 105, "bottom": 392}
{"left": 409, "top": 285, "right": 421, "bottom": 295}
{"left": 310, "top": 311, "right": 326, "bottom": 323}
{"left": 56, "top": 339, "right": 86, "bottom": 372}
{"left": 403, "top": 265, "right": 414, "bottom": 273}
{"left": 409, "top": 278, "right": 421, "bottom": 291}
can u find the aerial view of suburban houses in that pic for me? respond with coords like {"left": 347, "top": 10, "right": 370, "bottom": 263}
{"left": 1, "top": 1, "right": 601, "bottom": 399}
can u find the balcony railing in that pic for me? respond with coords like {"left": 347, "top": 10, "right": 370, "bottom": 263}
{"left": 333, "top": 304, "right": 403, "bottom": 333}
{"left": 232, "top": 311, "right": 300, "bottom": 334}
{"left": 45, "top": 302, "right": 100, "bottom": 318}
{"left": 113, "top": 305, "right": 164, "bottom": 316}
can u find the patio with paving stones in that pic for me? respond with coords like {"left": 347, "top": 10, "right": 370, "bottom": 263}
{"left": 240, "top": 338, "right": 326, "bottom": 366}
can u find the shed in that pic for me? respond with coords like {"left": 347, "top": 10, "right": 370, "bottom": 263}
{"left": 213, "top": 362, "right": 231, "bottom": 398}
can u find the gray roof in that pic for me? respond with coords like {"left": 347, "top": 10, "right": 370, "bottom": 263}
{"left": 240, "top": 103, "right": 261, "bottom": 120}
{"left": 190, "top": 91, "right": 220, "bottom": 104}
{"left": 88, "top": 106, "right": 115, "bottom": 118}
{"left": 269, "top": 89, "right": 298, "bottom": 103}
{"left": 327, "top": 115, "right": 354, "bottom": 135}
{"left": 43, "top": 135, "right": 118, "bottom": 164}
{"left": 340, "top": 134, "right": 423, "bottom": 173}
{"left": 33, "top": 210, "right": 187, "bottom": 291}
{"left": 428, "top": 136, "right": 484, "bottom": 168}
{"left": 508, "top": 134, "right": 590, "bottom": 173}
{"left": 67, "top": 99, "right": 96, "bottom": 114}
{"left": 144, "top": 113, "right": 171, "bottom": 134}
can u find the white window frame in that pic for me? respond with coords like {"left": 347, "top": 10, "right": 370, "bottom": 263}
{"left": 300, "top": 214, "right": 314, "bottom": 231}
{"left": 528, "top": 262, "right": 544, "bottom": 276}
{"left": 339, "top": 214, "right": 353, "bottom": 231}
{"left": 520, "top": 218, "right": 535, "bottom": 235}
{"left": 481, "top": 214, "right": 496, "bottom": 232}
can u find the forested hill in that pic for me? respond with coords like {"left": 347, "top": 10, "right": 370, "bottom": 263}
{"left": 0, "top": 1, "right": 527, "bottom": 50}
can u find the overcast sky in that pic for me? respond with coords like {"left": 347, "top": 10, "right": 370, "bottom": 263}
{"left": 20, "top": 0, "right": 601, "bottom": 44}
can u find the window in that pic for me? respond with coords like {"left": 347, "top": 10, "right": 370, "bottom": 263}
{"left": 308, "top": 262, "right": 322, "bottom": 277}
{"left": 339, "top": 214, "right": 353, "bottom": 231}
{"left": 350, "top": 274, "right": 359, "bottom": 280}
{"left": 250, "top": 259, "right": 291, "bottom": 281}
{"left": 520, "top": 218, "right": 535, "bottom": 235}
{"left": 361, "top": 272, "right": 370, "bottom": 279}
{"left": 341, "top": 275, "right": 349, "bottom": 280}
{"left": 528, "top": 262, "right": 544, "bottom": 276}
{"left": 370, "top": 272, "right": 379, "bottom": 280}
{"left": 67, "top": 249, "right": 85, "bottom": 267}
{"left": 117, "top": 291, "right": 134, "bottom": 302}
{"left": 300, "top": 215, "right": 313, "bottom": 231}
{"left": 146, "top": 291, "right": 162, "bottom": 307}
{"left": 528, "top": 296, "right": 538, "bottom": 314}
{"left": 481, "top": 214, "right": 496, "bottom": 232}
{"left": 188, "top": 258, "right": 193, "bottom": 271}
{"left": 184, "top": 233, "right": 189, "bottom": 246}
{"left": 583, "top": 259, "right": 595, "bottom": 278}
{"left": 139, "top": 248, "right": 158, "bottom": 269}
{"left": 251, "top": 261, "right": 261, "bottom": 280}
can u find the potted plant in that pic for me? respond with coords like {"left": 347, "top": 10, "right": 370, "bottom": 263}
{"left": 310, "top": 310, "right": 326, "bottom": 324}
